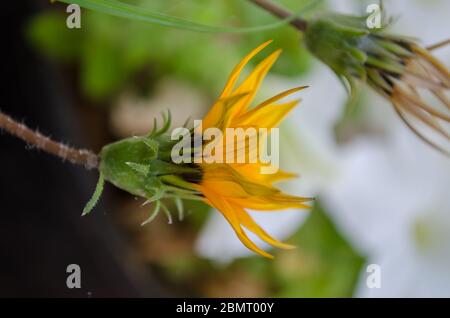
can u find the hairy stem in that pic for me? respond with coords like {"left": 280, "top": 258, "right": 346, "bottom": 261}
{"left": 249, "top": 0, "right": 308, "bottom": 31}
{"left": 0, "top": 111, "right": 99, "bottom": 170}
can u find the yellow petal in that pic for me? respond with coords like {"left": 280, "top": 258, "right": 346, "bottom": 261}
{"left": 201, "top": 172, "right": 279, "bottom": 198}
{"left": 229, "top": 195, "right": 312, "bottom": 211}
{"left": 233, "top": 99, "right": 300, "bottom": 130}
{"left": 230, "top": 164, "right": 297, "bottom": 186}
{"left": 202, "top": 93, "right": 250, "bottom": 131}
{"left": 235, "top": 206, "right": 296, "bottom": 250}
{"left": 223, "top": 49, "right": 282, "bottom": 124}
{"left": 220, "top": 40, "right": 273, "bottom": 98}
{"left": 253, "top": 86, "right": 308, "bottom": 110}
{"left": 199, "top": 186, "right": 274, "bottom": 259}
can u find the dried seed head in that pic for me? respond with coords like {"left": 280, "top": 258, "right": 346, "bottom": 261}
{"left": 304, "top": 13, "right": 450, "bottom": 155}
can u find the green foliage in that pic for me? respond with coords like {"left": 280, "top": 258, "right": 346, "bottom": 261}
{"left": 82, "top": 172, "right": 105, "bottom": 215}
{"left": 27, "top": 11, "right": 82, "bottom": 61}
{"left": 276, "top": 202, "right": 365, "bottom": 297}
{"left": 141, "top": 200, "right": 162, "bottom": 225}
{"left": 27, "top": 0, "right": 315, "bottom": 99}
{"left": 57, "top": 0, "right": 295, "bottom": 33}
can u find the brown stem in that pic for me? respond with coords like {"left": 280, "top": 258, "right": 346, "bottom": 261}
{"left": 249, "top": 0, "right": 307, "bottom": 31}
{"left": 0, "top": 111, "right": 99, "bottom": 170}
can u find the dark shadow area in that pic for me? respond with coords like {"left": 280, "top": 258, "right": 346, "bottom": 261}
{"left": 0, "top": 1, "right": 166, "bottom": 297}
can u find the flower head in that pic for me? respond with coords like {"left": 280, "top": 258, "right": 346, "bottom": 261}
{"left": 191, "top": 40, "right": 312, "bottom": 258}
{"left": 303, "top": 13, "right": 450, "bottom": 154}
{"left": 92, "top": 41, "right": 311, "bottom": 258}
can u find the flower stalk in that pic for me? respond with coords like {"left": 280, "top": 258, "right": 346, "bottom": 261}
{"left": 249, "top": 0, "right": 308, "bottom": 31}
{"left": 0, "top": 111, "right": 98, "bottom": 169}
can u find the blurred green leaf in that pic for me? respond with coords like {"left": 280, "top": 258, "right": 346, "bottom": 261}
{"left": 57, "top": 0, "right": 294, "bottom": 33}
{"left": 80, "top": 36, "right": 126, "bottom": 99}
{"left": 273, "top": 201, "right": 365, "bottom": 297}
{"left": 231, "top": 201, "right": 364, "bottom": 298}
{"left": 27, "top": 0, "right": 318, "bottom": 99}
{"left": 183, "top": 200, "right": 211, "bottom": 231}
{"left": 27, "top": 12, "right": 82, "bottom": 61}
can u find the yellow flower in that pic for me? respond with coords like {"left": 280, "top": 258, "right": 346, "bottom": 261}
{"left": 95, "top": 41, "right": 311, "bottom": 258}
{"left": 191, "top": 41, "right": 312, "bottom": 258}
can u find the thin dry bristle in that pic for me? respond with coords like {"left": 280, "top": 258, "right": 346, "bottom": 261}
{"left": 392, "top": 101, "right": 450, "bottom": 157}
{"left": 427, "top": 38, "right": 450, "bottom": 51}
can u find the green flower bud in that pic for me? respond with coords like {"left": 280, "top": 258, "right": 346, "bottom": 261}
{"left": 82, "top": 112, "right": 203, "bottom": 221}
{"left": 304, "top": 13, "right": 370, "bottom": 90}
